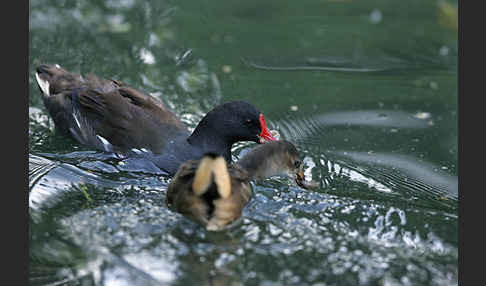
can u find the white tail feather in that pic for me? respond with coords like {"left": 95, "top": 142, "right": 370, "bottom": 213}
{"left": 97, "top": 135, "right": 113, "bottom": 152}
{"left": 35, "top": 72, "right": 50, "bottom": 96}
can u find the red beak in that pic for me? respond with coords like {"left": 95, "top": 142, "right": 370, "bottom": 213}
{"left": 258, "top": 114, "right": 276, "bottom": 143}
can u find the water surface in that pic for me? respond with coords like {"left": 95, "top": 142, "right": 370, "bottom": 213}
{"left": 29, "top": 0, "right": 458, "bottom": 285}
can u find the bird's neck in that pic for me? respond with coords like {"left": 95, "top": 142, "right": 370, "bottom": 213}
{"left": 187, "top": 130, "right": 233, "bottom": 162}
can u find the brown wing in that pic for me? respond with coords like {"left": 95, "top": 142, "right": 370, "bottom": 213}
{"left": 166, "top": 160, "right": 211, "bottom": 225}
{"left": 166, "top": 160, "right": 198, "bottom": 205}
{"left": 37, "top": 64, "right": 188, "bottom": 153}
{"left": 206, "top": 165, "right": 252, "bottom": 230}
{"left": 228, "top": 165, "right": 252, "bottom": 209}
{"left": 73, "top": 86, "right": 185, "bottom": 151}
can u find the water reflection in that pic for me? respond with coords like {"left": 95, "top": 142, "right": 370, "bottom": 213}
{"left": 29, "top": 149, "right": 457, "bottom": 285}
{"left": 334, "top": 151, "right": 458, "bottom": 198}
{"left": 277, "top": 109, "right": 430, "bottom": 143}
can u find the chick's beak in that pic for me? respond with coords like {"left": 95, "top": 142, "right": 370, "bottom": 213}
{"left": 295, "top": 165, "right": 307, "bottom": 189}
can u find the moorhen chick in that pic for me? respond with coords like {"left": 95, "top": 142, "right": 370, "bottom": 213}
{"left": 166, "top": 140, "right": 305, "bottom": 231}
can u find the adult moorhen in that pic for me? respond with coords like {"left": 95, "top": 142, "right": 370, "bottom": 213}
{"left": 166, "top": 140, "right": 305, "bottom": 231}
{"left": 34, "top": 64, "right": 276, "bottom": 175}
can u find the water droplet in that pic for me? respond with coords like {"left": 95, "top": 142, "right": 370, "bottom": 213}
{"left": 222, "top": 65, "right": 232, "bottom": 73}
{"left": 439, "top": 45, "right": 449, "bottom": 56}
{"left": 370, "top": 9, "right": 383, "bottom": 24}
{"left": 414, "top": 112, "right": 431, "bottom": 119}
{"left": 429, "top": 81, "right": 439, "bottom": 89}
{"left": 140, "top": 48, "right": 156, "bottom": 65}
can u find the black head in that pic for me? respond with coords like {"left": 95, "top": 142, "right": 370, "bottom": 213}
{"left": 189, "top": 101, "right": 276, "bottom": 146}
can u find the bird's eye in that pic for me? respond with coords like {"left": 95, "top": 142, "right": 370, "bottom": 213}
{"left": 244, "top": 119, "right": 251, "bottom": 125}
{"left": 294, "top": 160, "right": 301, "bottom": 168}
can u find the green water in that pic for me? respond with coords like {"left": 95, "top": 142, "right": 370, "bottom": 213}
{"left": 29, "top": 0, "right": 458, "bottom": 285}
